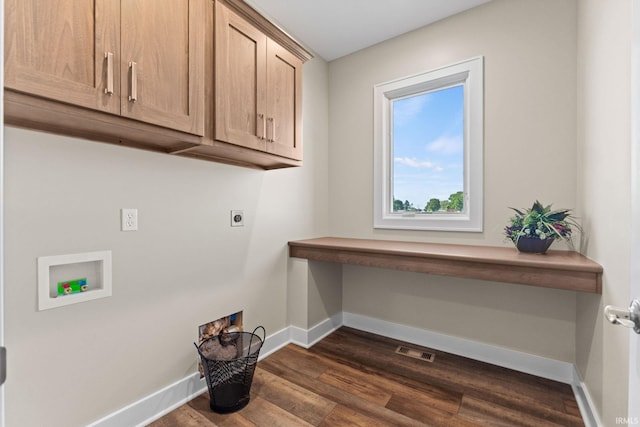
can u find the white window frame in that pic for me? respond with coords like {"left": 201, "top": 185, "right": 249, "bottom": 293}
{"left": 373, "top": 56, "right": 484, "bottom": 232}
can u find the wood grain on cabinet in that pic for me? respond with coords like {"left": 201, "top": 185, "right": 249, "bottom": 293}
{"left": 4, "top": 0, "right": 311, "bottom": 169}
{"left": 120, "top": 0, "right": 204, "bottom": 135}
{"left": 214, "top": 1, "right": 266, "bottom": 151}
{"left": 5, "top": 0, "right": 204, "bottom": 136}
{"left": 214, "top": 1, "right": 303, "bottom": 160}
{"left": 5, "top": 90, "right": 202, "bottom": 154}
{"left": 266, "top": 39, "right": 302, "bottom": 160}
{"left": 5, "top": 0, "right": 121, "bottom": 115}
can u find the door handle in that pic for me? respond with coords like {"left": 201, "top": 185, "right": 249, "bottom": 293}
{"left": 605, "top": 299, "right": 640, "bottom": 334}
{"left": 0, "top": 347, "right": 6, "bottom": 385}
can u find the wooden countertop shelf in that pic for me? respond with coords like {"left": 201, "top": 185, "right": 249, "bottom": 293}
{"left": 288, "top": 237, "right": 602, "bottom": 294}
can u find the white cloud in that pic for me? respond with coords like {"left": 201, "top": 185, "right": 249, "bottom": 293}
{"left": 394, "top": 157, "right": 443, "bottom": 172}
{"left": 393, "top": 96, "right": 428, "bottom": 126}
{"left": 426, "top": 135, "right": 463, "bottom": 155}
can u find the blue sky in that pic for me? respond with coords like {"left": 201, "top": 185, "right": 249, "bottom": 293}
{"left": 392, "top": 84, "right": 464, "bottom": 210}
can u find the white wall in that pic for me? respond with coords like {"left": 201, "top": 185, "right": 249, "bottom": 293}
{"left": 2, "top": 56, "right": 329, "bottom": 427}
{"left": 328, "top": 0, "right": 579, "bottom": 361}
{"left": 576, "top": 0, "right": 632, "bottom": 423}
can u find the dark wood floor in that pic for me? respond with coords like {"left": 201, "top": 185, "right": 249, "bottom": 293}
{"left": 149, "top": 327, "right": 584, "bottom": 426}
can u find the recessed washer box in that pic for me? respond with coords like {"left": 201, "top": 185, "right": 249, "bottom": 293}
{"left": 37, "top": 250, "right": 112, "bottom": 311}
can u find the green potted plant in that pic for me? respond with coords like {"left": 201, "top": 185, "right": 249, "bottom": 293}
{"left": 504, "top": 200, "right": 581, "bottom": 253}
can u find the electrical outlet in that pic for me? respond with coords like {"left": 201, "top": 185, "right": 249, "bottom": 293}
{"left": 231, "top": 210, "right": 244, "bottom": 227}
{"left": 121, "top": 208, "right": 138, "bottom": 231}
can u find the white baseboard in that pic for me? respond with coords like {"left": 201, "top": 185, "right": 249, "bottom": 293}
{"left": 342, "top": 312, "right": 575, "bottom": 384}
{"left": 87, "top": 372, "right": 207, "bottom": 427}
{"left": 572, "top": 366, "right": 603, "bottom": 427}
{"left": 89, "top": 312, "right": 599, "bottom": 427}
{"left": 342, "top": 312, "right": 601, "bottom": 427}
{"left": 258, "top": 325, "right": 292, "bottom": 359}
{"left": 88, "top": 326, "right": 293, "bottom": 427}
{"left": 290, "top": 312, "right": 343, "bottom": 348}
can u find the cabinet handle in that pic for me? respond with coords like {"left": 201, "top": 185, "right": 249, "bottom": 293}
{"left": 104, "top": 52, "right": 114, "bottom": 95}
{"left": 263, "top": 115, "right": 267, "bottom": 140}
{"left": 128, "top": 61, "right": 137, "bottom": 102}
{"left": 268, "top": 117, "right": 275, "bottom": 142}
{"left": 257, "top": 113, "right": 266, "bottom": 140}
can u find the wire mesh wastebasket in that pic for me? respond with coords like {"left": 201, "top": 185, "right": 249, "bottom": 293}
{"left": 195, "top": 326, "right": 265, "bottom": 413}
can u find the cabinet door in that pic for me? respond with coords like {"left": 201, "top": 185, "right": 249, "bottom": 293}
{"left": 265, "top": 39, "right": 303, "bottom": 160}
{"left": 120, "top": 0, "right": 204, "bottom": 136}
{"left": 214, "top": 1, "right": 266, "bottom": 151}
{"left": 4, "top": 0, "right": 120, "bottom": 115}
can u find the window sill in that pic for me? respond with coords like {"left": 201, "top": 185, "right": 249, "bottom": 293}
{"left": 288, "top": 237, "right": 602, "bottom": 294}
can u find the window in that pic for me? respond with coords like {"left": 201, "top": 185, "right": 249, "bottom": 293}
{"left": 373, "top": 57, "right": 483, "bottom": 231}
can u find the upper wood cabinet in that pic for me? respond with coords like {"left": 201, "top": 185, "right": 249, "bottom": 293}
{"left": 5, "top": 0, "right": 204, "bottom": 136}
{"left": 4, "top": 0, "right": 121, "bottom": 115}
{"left": 214, "top": 1, "right": 302, "bottom": 160}
{"left": 120, "top": 0, "right": 204, "bottom": 135}
{"left": 265, "top": 40, "right": 302, "bottom": 160}
{"left": 4, "top": 0, "right": 312, "bottom": 169}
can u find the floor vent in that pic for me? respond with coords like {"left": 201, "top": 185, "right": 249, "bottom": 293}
{"left": 395, "top": 345, "right": 435, "bottom": 362}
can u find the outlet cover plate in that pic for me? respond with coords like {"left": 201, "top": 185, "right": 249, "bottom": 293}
{"left": 121, "top": 208, "right": 138, "bottom": 231}
{"left": 231, "top": 210, "right": 244, "bottom": 227}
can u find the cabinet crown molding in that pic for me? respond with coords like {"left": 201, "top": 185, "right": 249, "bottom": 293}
{"left": 220, "top": 0, "right": 314, "bottom": 62}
